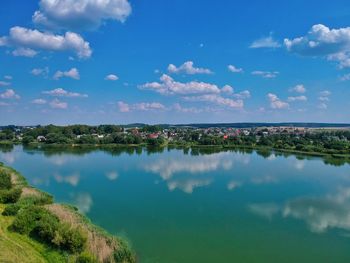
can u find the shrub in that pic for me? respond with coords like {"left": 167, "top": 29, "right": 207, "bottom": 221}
{"left": 0, "top": 188, "right": 22, "bottom": 203}
{"left": 52, "top": 224, "right": 87, "bottom": 253}
{"left": 114, "top": 239, "right": 136, "bottom": 263}
{"left": 0, "top": 169, "right": 12, "bottom": 190}
{"left": 2, "top": 203, "right": 21, "bottom": 216}
{"left": 17, "top": 192, "right": 53, "bottom": 207}
{"left": 34, "top": 212, "right": 60, "bottom": 243}
{"left": 75, "top": 252, "right": 98, "bottom": 263}
{"left": 10, "top": 205, "right": 55, "bottom": 235}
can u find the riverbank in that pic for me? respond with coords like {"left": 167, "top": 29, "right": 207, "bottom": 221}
{"left": 0, "top": 163, "right": 136, "bottom": 263}
{"left": 16, "top": 141, "right": 350, "bottom": 163}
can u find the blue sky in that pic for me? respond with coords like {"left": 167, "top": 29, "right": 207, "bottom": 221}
{"left": 1, "top": 0, "right": 350, "bottom": 125}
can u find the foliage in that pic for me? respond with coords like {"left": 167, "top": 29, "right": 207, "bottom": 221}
{"left": 0, "top": 188, "right": 22, "bottom": 203}
{"left": 2, "top": 203, "right": 21, "bottom": 216}
{"left": 75, "top": 252, "right": 98, "bottom": 263}
{"left": 114, "top": 238, "right": 136, "bottom": 263}
{"left": 52, "top": 224, "right": 87, "bottom": 253}
{"left": 0, "top": 170, "right": 12, "bottom": 190}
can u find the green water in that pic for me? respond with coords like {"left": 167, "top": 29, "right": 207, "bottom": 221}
{"left": 1, "top": 145, "right": 350, "bottom": 263}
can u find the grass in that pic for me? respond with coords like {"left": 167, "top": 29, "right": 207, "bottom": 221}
{"left": 0, "top": 204, "right": 67, "bottom": 263}
{"left": 0, "top": 163, "right": 136, "bottom": 263}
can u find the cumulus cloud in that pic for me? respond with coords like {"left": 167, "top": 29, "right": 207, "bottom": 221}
{"left": 221, "top": 85, "right": 234, "bottom": 94}
{"left": 0, "top": 89, "right": 20, "bottom": 99}
{"left": 0, "top": 81, "right": 11, "bottom": 87}
{"left": 267, "top": 93, "right": 289, "bottom": 109}
{"left": 227, "top": 64, "right": 243, "bottom": 73}
{"left": 318, "top": 90, "right": 331, "bottom": 109}
{"left": 184, "top": 94, "right": 244, "bottom": 109}
{"left": 289, "top": 84, "right": 306, "bottom": 93}
{"left": 0, "top": 26, "right": 92, "bottom": 58}
{"left": 12, "top": 47, "right": 38, "bottom": 57}
{"left": 173, "top": 103, "right": 203, "bottom": 114}
{"left": 252, "top": 70, "right": 279, "bottom": 78}
{"left": 233, "top": 90, "right": 251, "bottom": 99}
{"left": 49, "top": 98, "right": 68, "bottom": 109}
{"left": 53, "top": 67, "right": 80, "bottom": 80}
{"left": 31, "top": 67, "right": 49, "bottom": 77}
{"left": 287, "top": 95, "right": 307, "bottom": 102}
{"left": 105, "top": 74, "right": 119, "bottom": 81}
{"left": 140, "top": 74, "right": 221, "bottom": 95}
{"left": 43, "top": 88, "right": 87, "bottom": 98}
{"left": 117, "top": 101, "right": 166, "bottom": 112}
{"left": 33, "top": 0, "right": 132, "bottom": 30}
{"left": 284, "top": 24, "right": 350, "bottom": 68}
{"left": 250, "top": 35, "right": 281, "bottom": 48}
{"left": 31, "top": 98, "right": 47, "bottom": 104}
{"left": 167, "top": 61, "right": 213, "bottom": 75}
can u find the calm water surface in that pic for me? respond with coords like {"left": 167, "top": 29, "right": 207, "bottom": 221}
{"left": 1, "top": 145, "right": 350, "bottom": 263}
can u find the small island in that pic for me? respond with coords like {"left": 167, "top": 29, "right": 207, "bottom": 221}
{"left": 0, "top": 162, "right": 136, "bottom": 263}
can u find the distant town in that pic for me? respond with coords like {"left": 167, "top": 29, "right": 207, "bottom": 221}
{"left": 0, "top": 123, "right": 350, "bottom": 156}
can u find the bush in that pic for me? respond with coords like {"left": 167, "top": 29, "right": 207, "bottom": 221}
{"left": 34, "top": 212, "right": 60, "bottom": 243}
{"left": 2, "top": 203, "right": 21, "bottom": 216}
{"left": 10, "top": 205, "right": 55, "bottom": 235}
{"left": 52, "top": 224, "right": 87, "bottom": 253}
{"left": 17, "top": 192, "right": 53, "bottom": 207}
{"left": 0, "top": 187, "right": 22, "bottom": 203}
{"left": 0, "top": 170, "right": 12, "bottom": 190}
{"left": 75, "top": 252, "right": 98, "bottom": 263}
{"left": 114, "top": 239, "right": 136, "bottom": 263}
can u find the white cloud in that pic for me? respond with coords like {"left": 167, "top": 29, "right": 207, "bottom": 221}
{"left": 167, "top": 61, "right": 213, "bottom": 75}
{"left": 318, "top": 96, "right": 329, "bottom": 102}
{"left": 140, "top": 74, "right": 221, "bottom": 95}
{"left": 53, "top": 67, "right": 80, "bottom": 80}
{"left": 252, "top": 70, "right": 279, "bottom": 78}
{"left": 0, "top": 89, "right": 20, "bottom": 99}
{"left": 227, "top": 64, "right": 243, "bottom": 73}
{"left": 317, "top": 90, "right": 331, "bottom": 110}
{"left": 318, "top": 103, "right": 328, "bottom": 110}
{"left": 31, "top": 67, "right": 49, "bottom": 77}
{"left": 184, "top": 94, "right": 244, "bottom": 109}
{"left": 289, "top": 84, "right": 306, "bottom": 93}
{"left": 320, "top": 90, "right": 331, "bottom": 96}
{"left": 221, "top": 85, "right": 234, "bottom": 94}
{"left": 250, "top": 35, "right": 281, "bottom": 48}
{"left": 267, "top": 93, "right": 289, "bottom": 109}
{"left": 173, "top": 103, "right": 203, "bottom": 114}
{"left": 49, "top": 98, "right": 68, "bottom": 109}
{"left": 4, "top": 75, "right": 12, "bottom": 80}
{"left": 340, "top": 73, "right": 350, "bottom": 81}
{"left": 287, "top": 95, "right": 307, "bottom": 102}
{"left": 0, "top": 81, "right": 11, "bottom": 87}
{"left": 284, "top": 24, "right": 350, "bottom": 68}
{"left": 0, "top": 26, "right": 92, "bottom": 58}
{"left": 117, "top": 101, "right": 130, "bottom": 112}
{"left": 233, "top": 90, "right": 251, "bottom": 99}
{"left": 12, "top": 47, "right": 38, "bottom": 57}
{"left": 33, "top": 0, "right": 132, "bottom": 30}
{"left": 31, "top": 98, "right": 47, "bottom": 104}
{"left": 43, "top": 88, "right": 87, "bottom": 98}
{"left": 105, "top": 74, "right": 119, "bottom": 81}
{"left": 117, "top": 101, "right": 166, "bottom": 112}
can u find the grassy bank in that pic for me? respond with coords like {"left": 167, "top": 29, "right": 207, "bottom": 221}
{"left": 0, "top": 163, "right": 136, "bottom": 263}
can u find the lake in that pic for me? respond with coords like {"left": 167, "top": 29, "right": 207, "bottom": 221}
{"left": 1, "top": 145, "right": 350, "bottom": 263}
